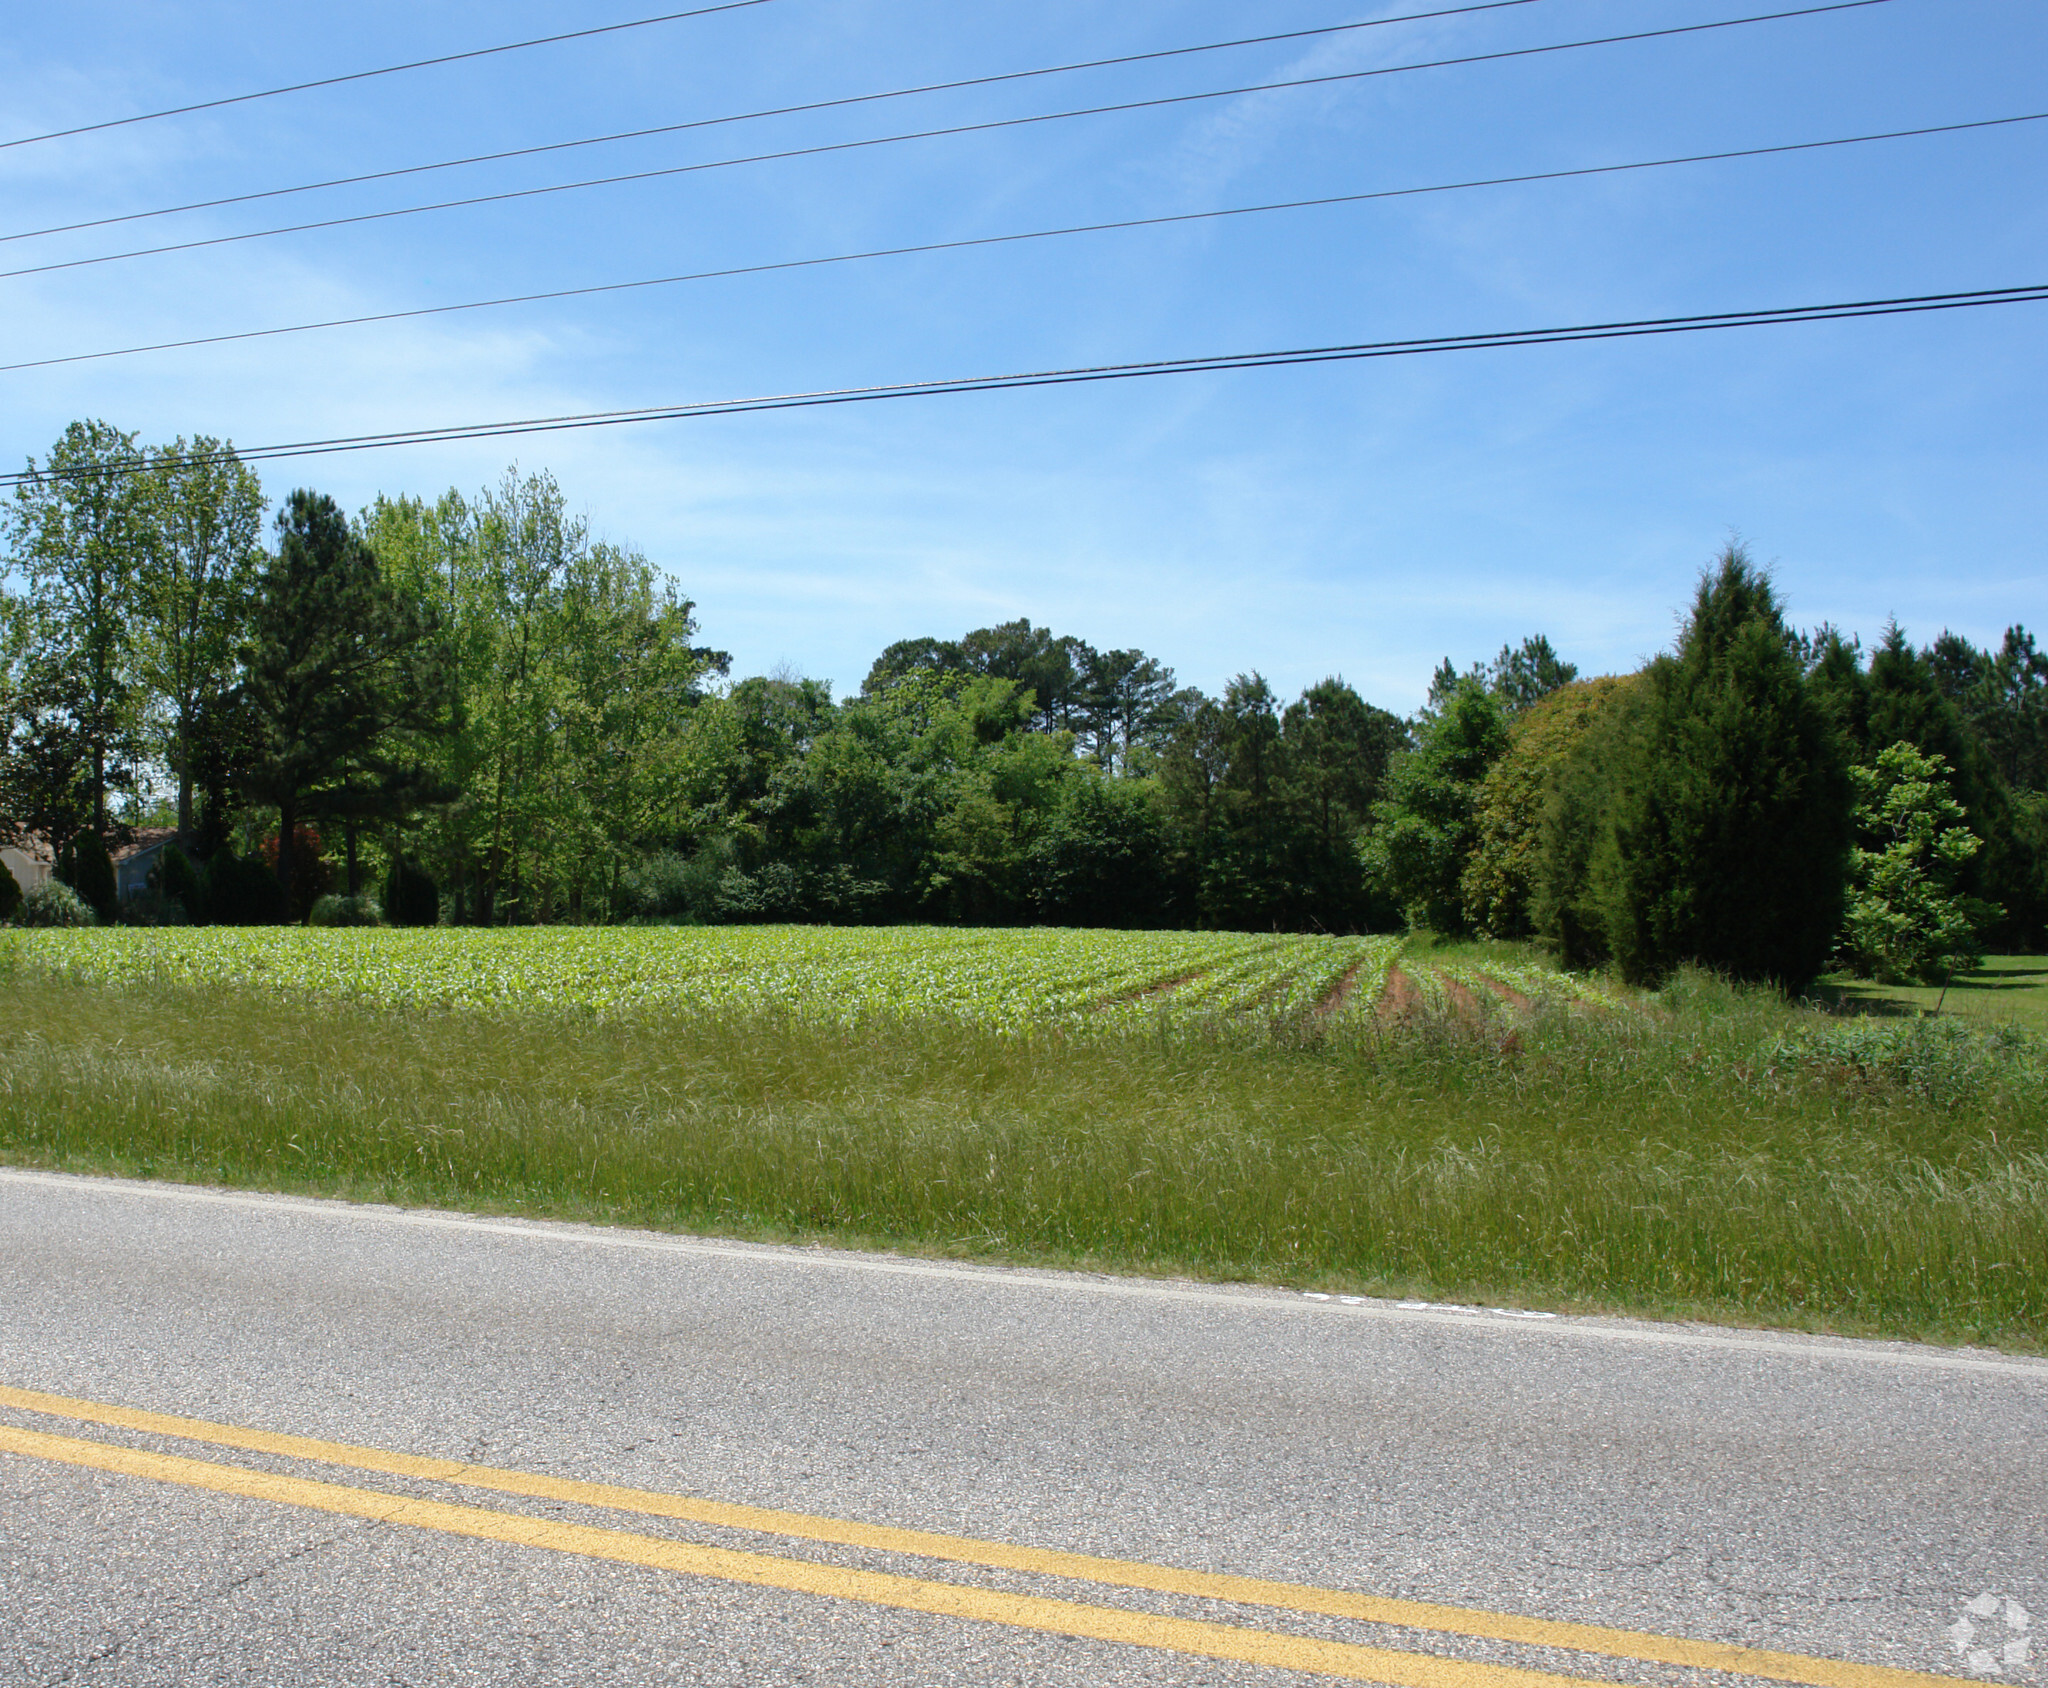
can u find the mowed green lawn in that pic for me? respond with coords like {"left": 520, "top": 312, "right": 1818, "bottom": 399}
{"left": 1826, "top": 956, "right": 2048, "bottom": 1033}
{"left": 3, "top": 928, "right": 2044, "bottom": 1351}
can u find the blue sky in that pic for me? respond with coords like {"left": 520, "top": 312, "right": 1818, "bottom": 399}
{"left": 3, "top": 0, "right": 2042, "bottom": 709}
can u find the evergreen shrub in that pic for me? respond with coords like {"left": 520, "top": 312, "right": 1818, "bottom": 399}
{"left": 0, "top": 868, "right": 20, "bottom": 924}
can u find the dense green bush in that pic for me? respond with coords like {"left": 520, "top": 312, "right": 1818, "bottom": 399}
{"left": 711, "top": 861, "right": 885, "bottom": 924}
{"left": 382, "top": 858, "right": 440, "bottom": 927}
{"left": 0, "top": 869, "right": 20, "bottom": 925}
{"left": 14, "top": 880, "right": 95, "bottom": 927}
{"left": 308, "top": 894, "right": 387, "bottom": 927}
{"left": 620, "top": 850, "right": 700, "bottom": 920}
{"left": 206, "top": 850, "right": 290, "bottom": 926}
{"left": 1538, "top": 548, "right": 1851, "bottom": 989}
{"left": 157, "top": 844, "right": 208, "bottom": 924}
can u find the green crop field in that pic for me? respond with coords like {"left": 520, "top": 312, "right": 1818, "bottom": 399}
{"left": 3, "top": 927, "right": 2044, "bottom": 1351}
{"left": 2, "top": 925, "right": 1418, "bottom": 1030}
{"left": 0, "top": 924, "right": 1635, "bottom": 1035}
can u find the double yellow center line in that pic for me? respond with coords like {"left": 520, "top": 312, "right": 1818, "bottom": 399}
{"left": 0, "top": 1383, "right": 1963, "bottom": 1687}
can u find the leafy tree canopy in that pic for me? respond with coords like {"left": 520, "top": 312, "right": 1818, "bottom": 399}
{"left": 1361, "top": 680, "right": 1510, "bottom": 935}
{"left": 1838, "top": 740, "right": 1997, "bottom": 985}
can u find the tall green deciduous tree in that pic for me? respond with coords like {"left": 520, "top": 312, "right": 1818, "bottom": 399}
{"left": 362, "top": 469, "right": 725, "bottom": 922}
{"left": 1837, "top": 741, "right": 1995, "bottom": 985}
{"left": 133, "top": 438, "right": 265, "bottom": 838}
{"left": 6, "top": 420, "right": 150, "bottom": 832}
{"left": 0, "top": 584, "right": 29, "bottom": 843}
{"left": 1359, "top": 681, "right": 1510, "bottom": 934}
{"left": 243, "top": 490, "right": 452, "bottom": 910}
{"left": 0, "top": 601, "right": 96, "bottom": 862}
{"left": 1554, "top": 546, "right": 1852, "bottom": 988}
{"left": 548, "top": 537, "right": 722, "bottom": 918}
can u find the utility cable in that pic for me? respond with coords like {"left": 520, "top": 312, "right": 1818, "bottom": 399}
{"left": 4, "top": 0, "right": 1555, "bottom": 245}
{"left": 4, "top": 284, "right": 2039, "bottom": 487}
{"left": 0, "top": 1, "right": 1897, "bottom": 284}
{"left": 7, "top": 109, "right": 2038, "bottom": 377}
{"left": 0, "top": 1, "right": 779, "bottom": 153}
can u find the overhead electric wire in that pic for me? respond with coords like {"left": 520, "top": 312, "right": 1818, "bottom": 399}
{"left": 9, "top": 109, "right": 2040, "bottom": 378}
{"left": 0, "top": 1, "right": 779, "bottom": 153}
{"left": 0, "top": 0, "right": 1896, "bottom": 284}
{"left": 4, "top": 285, "right": 2040, "bottom": 488}
{"left": 4, "top": 0, "right": 1557, "bottom": 246}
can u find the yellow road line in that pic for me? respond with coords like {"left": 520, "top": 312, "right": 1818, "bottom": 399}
{"left": 1, "top": 1421, "right": 1605, "bottom": 1688}
{"left": 0, "top": 1384, "right": 1964, "bottom": 1688}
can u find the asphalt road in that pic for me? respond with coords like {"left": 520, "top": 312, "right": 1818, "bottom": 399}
{"left": 0, "top": 1167, "right": 2042, "bottom": 1688}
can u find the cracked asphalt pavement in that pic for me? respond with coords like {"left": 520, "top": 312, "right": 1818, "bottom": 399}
{"left": 1, "top": 1168, "right": 2043, "bottom": 1687}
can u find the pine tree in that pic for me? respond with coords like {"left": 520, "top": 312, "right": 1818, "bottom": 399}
{"left": 242, "top": 491, "right": 453, "bottom": 913}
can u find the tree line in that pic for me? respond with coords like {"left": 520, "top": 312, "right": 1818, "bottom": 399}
{"left": 3, "top": 421, "right": 2044, "bottom": 988}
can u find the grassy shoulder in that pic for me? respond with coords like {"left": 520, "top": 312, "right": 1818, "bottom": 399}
{"left": 3, "top": 949, "right": 2044, "bottom": 1352}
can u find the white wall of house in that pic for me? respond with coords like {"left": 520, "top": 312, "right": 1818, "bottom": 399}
{"left": 3, "top": 846, "right": 51, "bottom": 896}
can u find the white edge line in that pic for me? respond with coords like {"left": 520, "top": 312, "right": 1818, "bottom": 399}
{"left": 4, "top": 1166, "right": 2044, "bottom": 1381}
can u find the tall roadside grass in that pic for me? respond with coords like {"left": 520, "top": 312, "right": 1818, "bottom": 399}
{"left": 2, "top": 965, "right": 2043, "bottom": 1349}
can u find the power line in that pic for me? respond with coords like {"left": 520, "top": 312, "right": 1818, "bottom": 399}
{"left": 0, "top": 1, "right": 1895, "bottom": 285}
{"left": 9, "top": 110, "right": 2039, "bottom": 378}
{"left": 4, "top": 0, "right": 1553, "bottom": 246}
{"left": 4, "top": 285, "right": 2039, "bottom": 487}
{"left": 0, "top": 1, "right": 779, "bottom": 153}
